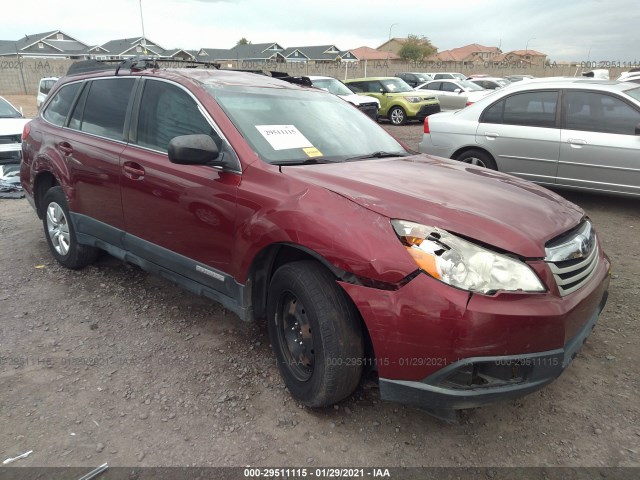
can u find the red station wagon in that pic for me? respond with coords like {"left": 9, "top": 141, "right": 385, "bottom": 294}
{"left": 21, "top": 58, "right": 610, "bottom": 419}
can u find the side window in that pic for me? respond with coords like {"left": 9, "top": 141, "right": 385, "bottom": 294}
{"left": 422, "top": 81, "right": 441, "bottom": 90}
{"left": 80, "top": 78, "right": 136, "bottom": 140}
{"left": 566, "top": 91, "right": 640, "bottom": 135}
{"left": 367, "top": 81, "right": 383, "bottom": 92}
{"left": 502, "top": 91, "right": 558, "bottom": 127}
{"left": 434, "top": 74, "right": 444, "bottom": 80}
{"left": 135, "top": 80, "right": 220, "bottom": 153}
{"left": 348, "top": 82, "right": 364, "bottom": 93}
{"left": 441, "top": 82, "right": 459, "bottom": 92}
{"left": 42, "top": 82, "right": 82, "bottom": 126}
{"left": 482, "top": 100, "right": 505, "bottom": 123}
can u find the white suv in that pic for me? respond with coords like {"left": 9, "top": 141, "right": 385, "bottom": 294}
{"left": 36, "top": 77, "right": 59, "bottom": 108}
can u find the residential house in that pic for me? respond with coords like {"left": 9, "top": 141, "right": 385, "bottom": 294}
{"left": 493, "top": 50, "right": 547, "bottom": 67}
{"left": 432, "top": 43, "right": 502, "bottom": 65}
{"left": 282, "top": 45, "right": 358, "bottom": 64}
{"left": 0, "top": 30, "right": 91, "bottom": 58}
{"left": 376, "top": 38, "right": 408, "bottom": 56}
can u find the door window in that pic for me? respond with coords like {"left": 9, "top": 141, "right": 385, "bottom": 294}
{"left": 79, "top": 78, "right": 136, "bottom": 140}
{"left": 482, "top": 91, "right": 558, "bottom": 127}
{"left": 441, "top": 82, "right": 459, "bottom": 92}
{"left": 135, "top": 80, "right": 220, "bottom": 153}
{"left": 565, "top": 91, "right": 640, "bottom": 135}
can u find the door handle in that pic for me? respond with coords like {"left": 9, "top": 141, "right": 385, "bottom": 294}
{"left": 485, "top": 132, "right": 500, "bottom": 139}
{"left": 568, "top": 138, "right": 587, "bottom": 148}
{"left": 58, "top": 142, "right": 73, "bottom": 156}
{"left": 123, "top": 162, "right": 145, "bottom": 179}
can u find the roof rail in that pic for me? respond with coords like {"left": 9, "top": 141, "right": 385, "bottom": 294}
{"left": 222, "top": 68, "right": 313, "bottom": 87}
{"left": 67, "top": 56, "right": 221, "bottom": 76}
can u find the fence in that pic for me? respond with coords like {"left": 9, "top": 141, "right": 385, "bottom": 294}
{"left": 0, "top": 56, "right": 628, "bottom": 95}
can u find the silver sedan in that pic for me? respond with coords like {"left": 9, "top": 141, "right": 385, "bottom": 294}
{"left": 419, "top": 79, "right": 640, "bottom": 198}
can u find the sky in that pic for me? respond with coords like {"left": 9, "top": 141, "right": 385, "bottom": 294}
{"left": 5, "top": 0, "right": 640, "bottom": 62}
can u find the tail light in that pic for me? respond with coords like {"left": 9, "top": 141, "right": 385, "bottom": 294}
{"left": 423, "top": 117, "right": 430, "bottom": 134}
{"left": 465, "top": 101, "right": 474, "bottom": 107}
{"left": 22, "top": 121, "right": 31, "bottom": 141}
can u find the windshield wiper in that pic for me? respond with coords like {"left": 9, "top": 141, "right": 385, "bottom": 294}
{"left": 345, "top": 151, "right": 409, "bottom": 162}
{"left": 271, "top": 158, "right": 338, "bottom": 166}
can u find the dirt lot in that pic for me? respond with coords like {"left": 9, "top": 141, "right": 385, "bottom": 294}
{"left": 1, "top": 96, "right": 639, "bottom": 470}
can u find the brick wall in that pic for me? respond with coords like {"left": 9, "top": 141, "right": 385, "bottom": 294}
{"left": 0, "top": 57, "right": 73, "bottom": 95}
{"left": 0, "top": 56, "right": 627, "bottom": 96}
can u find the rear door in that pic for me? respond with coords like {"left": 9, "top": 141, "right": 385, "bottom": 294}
{"left": 558, "top": 89, "right": 640, "bottom": 196}
{"left": 44, "top": 78, "right": 136, "bottom": 234}
{"left": 119, "top": 78, "right": 240, "bottom": 285}
{"left": 475, "top": 90, "right": 561, "bottom": 184}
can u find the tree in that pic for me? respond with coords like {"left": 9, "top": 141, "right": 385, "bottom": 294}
{"left": 398, "top": 34, "right": 437, "bottom": 61}
{"left": 236, "top": 38, "right": 251, "bottom": 46}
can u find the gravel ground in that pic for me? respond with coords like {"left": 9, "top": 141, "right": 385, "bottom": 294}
{"left": 0, "top": 97, "right": 639, "bottom": 470}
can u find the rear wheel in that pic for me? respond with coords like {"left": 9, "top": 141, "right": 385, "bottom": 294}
{"left": 42, "top": 187, "right": 98, "bottom": 269}
{"left": 388, "top": 106, "right": 407, "bottom": 125}
{"left": 455, "top": 149, "right": 497, "bottom": 170}
{"left": 267, "top": 260, "right": 364, "bottom": 407}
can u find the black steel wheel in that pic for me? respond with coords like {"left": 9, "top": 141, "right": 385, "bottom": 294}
{"left": 267, "top": 260, "right": 364, "bottom": 407}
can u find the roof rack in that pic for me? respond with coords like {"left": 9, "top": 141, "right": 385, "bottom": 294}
{"left": 223, "top": 69, "right": 313, "bottom": 87}
{"left": 67, "top": 56, "right": 221, "bottom": 76}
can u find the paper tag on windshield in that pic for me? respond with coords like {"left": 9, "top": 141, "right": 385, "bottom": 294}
{"left": 303, "top": 147, "right": 323, "bottom": 158}
{"left": 256, "top": 125, "right": 313, "bottom": 150}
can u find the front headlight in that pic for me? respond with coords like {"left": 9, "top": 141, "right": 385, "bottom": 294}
{"left": 405, "top": 96, "right": 422, "bottom": 103}
{"left": 391, "top": 220, "right": 545, "bottom": 294}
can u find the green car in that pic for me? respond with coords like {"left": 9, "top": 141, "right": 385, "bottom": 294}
{"left": 345, "top": 77, "right": 440, "bottom": 125}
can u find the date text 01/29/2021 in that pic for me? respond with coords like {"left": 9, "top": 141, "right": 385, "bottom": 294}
{"left": 243, "top": 468, "right": 391, "bottom": 478}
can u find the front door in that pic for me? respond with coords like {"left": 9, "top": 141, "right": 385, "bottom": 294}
{"left": 119, "top": 79, "right": 240, "bottom": 288}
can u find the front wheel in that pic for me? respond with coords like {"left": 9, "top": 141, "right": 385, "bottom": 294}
{"left": 388, "top": 106, "right": 407, "bottom": 125}
{"left": 267, "top": 261, "right": 364, "bottom": 407}
{"left": 455, "top": 149, "right": 498, "bottom": 170}
{"left": 42, "top": 186, "right": 98, "bottom": 269}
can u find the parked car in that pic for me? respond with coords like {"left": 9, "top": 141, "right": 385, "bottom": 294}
{"left": 36, "top": 77, "right": 59, "bottom": 108}
{"left": 419, "top": 79, "right": 640, "bottom": 197}
{"left": 469, "top": 77, "right": 512, "bottom": 90}
{"left": 395, "top": 72, "right": 433, "bottom": 88}
{"left": 0, "top": 96, "right": 30, "bottom": 163}
{"left": 345, "top": 77, "right": 440, "bottom": 125}
{"left": 22, "top": 60, "right": 610, "bottom": 416}
{"left": 0, "top": 163, "right": 21, "bottom": 188}
{"left": 306, "top": 76, "right": 379, "bottom": 120}
{"left": 504, "top": 74, "right": 535, "bottom": 83}
{"left": 414, "top": 79, "right": 492, "bottom": 110}
{"left": 424, "top": 72, "right": 467, "bottom": 81}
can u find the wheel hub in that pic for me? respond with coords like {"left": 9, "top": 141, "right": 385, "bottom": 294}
{"left": 279, "top": 294, "right": 314, "bottom": 381}
{"left": 46, "top": 202, "right": 70, "bottom": 256}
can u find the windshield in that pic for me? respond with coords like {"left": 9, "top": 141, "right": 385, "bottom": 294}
{"left": 0, "top": 98, "right": 21, "bottom": 118}
{"left": 311, "top": 78, "right": 354, "bottom": 96}
{"left": 211, "top": 86, "right": 407, "bottom": 164}
{"left": 624, "top": 86, "right": 640, "bottom": 102}
{"left": 380, "top": 78, "right": 414, "bottom": 93}
{"left": 460, "top": 80, "right": 485, "bottom": 91}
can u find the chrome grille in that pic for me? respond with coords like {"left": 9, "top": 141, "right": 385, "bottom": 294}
{"left": 545, "top": 221, "right": 599, "bottom": 296}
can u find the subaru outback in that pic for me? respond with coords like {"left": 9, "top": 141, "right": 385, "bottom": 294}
{"left": 21, "top": 58, "right": 610, "bottom": 417}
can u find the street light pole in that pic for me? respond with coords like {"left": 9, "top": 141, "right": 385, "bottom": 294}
{"left": 386, "top": 23, "right": 398, "bottom": 76}
{"left": 525, "top": 37, "right": 536, "bottom": 54}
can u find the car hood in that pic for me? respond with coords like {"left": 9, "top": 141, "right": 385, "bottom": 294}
{"left": 0, "top": 118, "right": 29, "bottom": 136}
{"left": 340, "top": 94, "right": 379, "bottom": 107}
{"left": 283, "top": 155, "right": 584, "bottom": 258}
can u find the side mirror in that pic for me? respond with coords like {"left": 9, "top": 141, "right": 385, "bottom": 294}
{"left": 635, "top": 123, "right": 640, "bottom": 135}
{"left": 454, "top": 88, "right": 462, "bottom": 94}
{"left": 168, "top": 134, "right": 223, "bottom": 166}
{"left": 379, "top": 88, "right": 385, "bottom": 94}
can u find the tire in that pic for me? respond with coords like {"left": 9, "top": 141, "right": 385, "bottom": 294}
{"left": 42, "top": 186, "right": 98, "bottom": 269}
{"left": 455, "top": 149, "right": 498, "bottom": 170}
{"left": 388, "top": 106, "right": 407, "bottom": 126}
{"left": 267, "top": 260, "right": 364, "bottom": 407}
